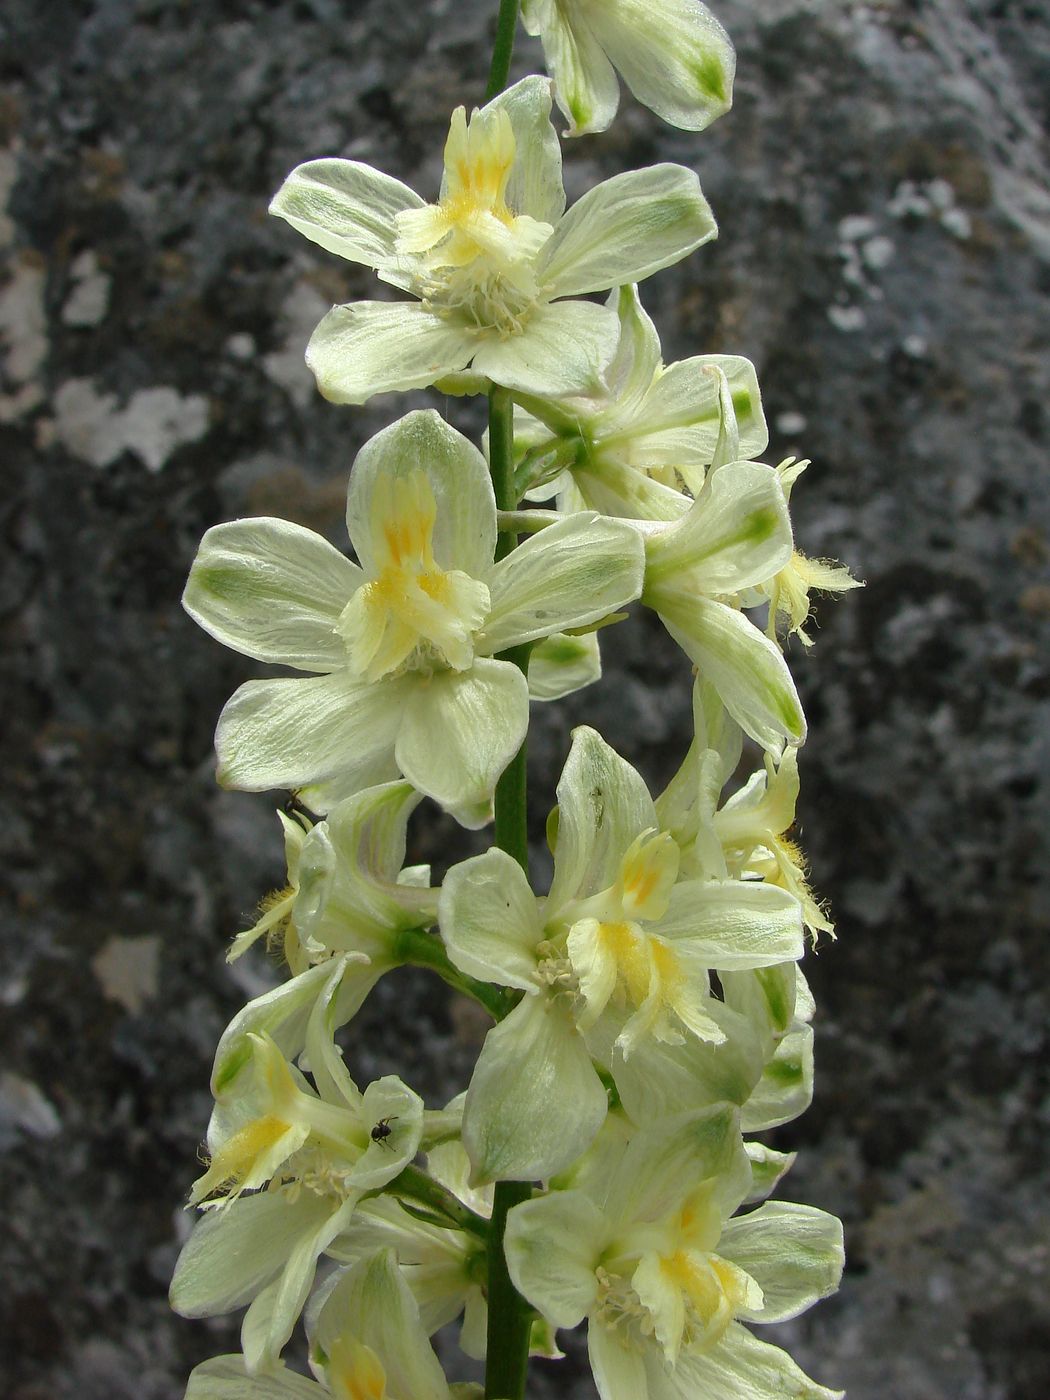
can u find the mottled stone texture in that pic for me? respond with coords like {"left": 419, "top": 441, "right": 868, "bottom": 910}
{"left": 2, "top": 0, "right": 1048, "bottom": 1396}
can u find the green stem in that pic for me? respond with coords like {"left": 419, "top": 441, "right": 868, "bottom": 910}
{"left": 489, "top": 384, "right": 518, "bottom": 563}
{"left": 485, "top": 1180, "right": 534, "bottom": 1398}
{"left": 394, "top": 925, "right": 513, "bottom": 1021}
{"left": 385, "top": 1163, "right": 489, "bottom": 1239}
{"left": 485, "top": 0, "right": 521, "bottom": 101}
{"left": 484, "top": 382, "right": 534, "bottom": 1400}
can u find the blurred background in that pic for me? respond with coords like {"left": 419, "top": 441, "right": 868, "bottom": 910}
{"left": 2, "top": 1, "right": 1048, "bottom": 1396}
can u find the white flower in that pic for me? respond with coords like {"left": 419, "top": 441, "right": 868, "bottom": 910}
{"left": 517, "top": 284, "right": 768, "bottom": 521}
{"left": 655, "top": 684, "right": 833, "bottom": 940}
{"left": 505, "top": 1106, "right": 844, "bottom": 1400}
{"left": 228, "top": 780, "right": 434, "bottom": 967}
{"left": 172, "top": 964, "right": 425, "bottom": 1372}
{"left": 714, "top": 748, "right": 835, "bottom": 940}
{"left": 439, "top": 727, "right": 803, "bottom": 1182}
{"left": 269, "top": 78, "right": 716, "bottom": 403}
{"left": 184, "top": 1251, "right": 476, "bottom": 1400}
{"left": 184, "top": 409, "right": 644, "bottom": 826}
{"left": 640, "top": 460, "right": 806, "bottom": 754}
{"left": 521, "top": 0, "right": 736, "bottom": 138}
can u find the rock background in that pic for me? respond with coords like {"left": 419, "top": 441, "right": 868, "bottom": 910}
{"left": 2, "top": 0, "right": 1048, "bottom": 1396}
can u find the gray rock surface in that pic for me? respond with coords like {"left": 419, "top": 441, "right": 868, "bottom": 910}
{"left": 2, "top": 1, "right": 1048, "bottom": 1396}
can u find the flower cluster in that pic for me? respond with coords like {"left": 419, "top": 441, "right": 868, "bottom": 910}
{"left": 174, "top": 6, "right": 856, "bottom": 1399}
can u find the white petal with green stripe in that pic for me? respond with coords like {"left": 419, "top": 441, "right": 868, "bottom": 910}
{"left": 183, "top": 518, "right": 361, "bottom": 671}
{"left": 539, "top": 165, "right": 717, "bottom": 298}
{"left": 269, "top": 158, "right": 424, "bottom": 268}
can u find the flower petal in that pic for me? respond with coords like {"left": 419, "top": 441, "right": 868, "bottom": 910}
{"left": 590, "top": 1321, "right": 650, "bottom": 1400}
{"left": 269, "top": 158, "right": 425, "bottom": 268}
{"left": 615, "top": 355, "right": 767, "bottom": 467}
{"left": 538, "top": 166, "right": 716, "bottom": 298}
{"left": 522, "top": 0, "right": 620, "bottom": 138}
{"left": 170, "top": 1192, "right": 336, "bottom": 1319}
{"left": 548, "top": 726, "right": 656, "bottom": 914}
{"left": 463, "top": 994, "right": 608, "bottom": 1183}
{"left": 184, "top": 518, "right": 360, "bottom": 671}
{"left": 480, "top": 513, "right": 644, "bottom": 653}
{"left": 315, "top": 1251, "right": 451, "bottom": 1400}
{"left": 602, "top": 1103, "right": 749, "bottom": 1229}
{"left": 596, "top": 1001, "right": 763, "bottom": 1127}
{"left": 528, "top": 630, "right": 602, "bottom": 702}
{"left": 657, "top": 596, "right": 806, "bottom": 754}
{"left": 241, "top": 1197, "right": 358, "bottom": 1374}
{"left": 394, "top": 659, "right": 529, "bottom": 828}
{"left": 667, "top": 1321, "right": 844, "bottom": 1400}
{"left": 647, "top": 462, "right": 792, "bottom": 594}
{"left": 658, "top": 880, "right": 805, "bottom": 971}
{"left": 186, "top": 1355, "right": 324, "bottom": 1400}
{"left": 573, "top": 455, "right": 692, "bottom": 522}
{"left": 470, "top": 299, "right": 619, "bottom": 397}
{"left": 741, "top": 1025, "right": 814, "bottom": 1133}
{"left": 212, "top": 958, "right": 366, "bottom": 1099}
{"left": 494, "top": 75, "right": 566, "bottom": 224}
{"left": 505, "top": 1187, "right": 606, "bottom": 1328}
{"left": 302, "top": 957, "right": 372, "bottom": 1111}
{"left": 306, "top": 301, "right": 475, "bottom": 405}
{"left": 603, "top": 284, "right": 663, "bottom": 413}
{"left": 720, "top": 964, "right": 799, "bottom": 1041}
{"left": 345, "top": 409, "right": 496, "bottom": 578}
{"left": 586, "top": 0, "right": 736, "bottom": 133}
{"left": 350, "top": 1077, "right": 426, "bottom": 1190}
{"left": 509, "top": 1192, "right": 607, "bottom": 1332}
{"left": 440, "top": 847, "right": 543, "bottom": 991}
{"left": 719, "top": 1203, "right": 844, "bottom": 1323}
{"left": 214, "top": 672, "right": 407, "bottom": 810}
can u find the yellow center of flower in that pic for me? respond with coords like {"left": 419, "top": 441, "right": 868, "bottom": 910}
{"left": 190, "top": 1112, "right": 293, "bottom": 1204}
{"left": 328, "top": 1336, "right": 389, "bottom": 1400}
{"left": 567, "top": 828, "right": 696, "bottom": 1043}
{"left": 618, "top": 830, "right": 679, "bottom": 921}
{"left": 659, "top": 1248, "right": 756, "bottom": 1352}
{"left": 338, "top": 471, "right": 489, "bottom": 682}
{"left": 598, "top": 919, "right": 657, "bottom": 1007}
{"left": 394, "top": 105, "right": 552, "bottom": 336}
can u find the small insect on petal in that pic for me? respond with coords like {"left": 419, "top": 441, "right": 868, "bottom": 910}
{"left": 369, "top": 1115, "right": 398, "bottom": 1149}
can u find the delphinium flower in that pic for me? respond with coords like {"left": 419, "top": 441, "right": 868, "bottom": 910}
{"left": 185, "top": 1249, "right": 483, "bottom": 1400}
{"left": 638, "top": 459, "right": 808, "bottom": 754}
{"left": 439, "top": 726, "right": 805, "bottom": 1183}
{"left": 515, "top": 283, "right": 767, "bottom": 520}
{"left": 171, "top": 982, "right": 426, "bottom": 1372}
{"left": 226, "top": 779, "right": 433, "bottom": 973}
{"left": 204, "top": 780, "right": 448, "bottom": 1107}
{"left": 269, "top": 77, "right": 716, "bottom": 404}
{"left": 184, "top": 408, "right": 644, "bottom": 825}
{"left": 656, "top": 680, "right": 835, "bottom": 940}
{"left": 505, "top": 1104, "right": 844, "bottom": 1400}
